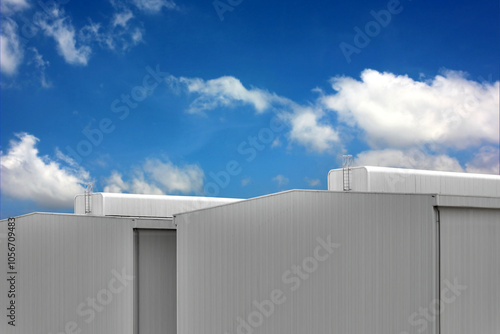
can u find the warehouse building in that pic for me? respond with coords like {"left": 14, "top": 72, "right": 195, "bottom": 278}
{"left": 1, "top": 166, "right": 499, "bottom": 334}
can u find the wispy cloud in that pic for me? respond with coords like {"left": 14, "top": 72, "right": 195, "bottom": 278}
{"left": 272, "top": 174, "right": 289, "bottom": 187}
{"left": 0, "top": 18, "right": 23, "bottom": 75}
{"left": 80, "top": 13, "right": 144, "bottom": 51}
{"left": 170, "top": 76, "right": 277, "bottom": 114}
{"left": 35, "top": 8, "right": 92, "bottom": 65}
{"left": 241, "top": 177, "right": 251, "bottom": 186}
{"left": 104, "top": 158, "right": 204, "bottom": 195}
{"left": 166, "top": 75, "right": 340, "bottom": 153}
{"left": 113, "top": 10, "right": 134, "bottom": 27}
{"left": 305, "top": 178, "right": 320, "bottom": 187}
{"left": 103, "top": 170, "right": 164, "bottom": 194}
{"left": 0, "top": 133, "right": 90, "bottom": 209}
{"left": 0, "top": 0, "right": 29, "bottom": 15}
{"left": 29, "top": 47, "right": 51, "bottom": 88}
{"left": 131, "top": 0, "right": 176, "bottom": 13}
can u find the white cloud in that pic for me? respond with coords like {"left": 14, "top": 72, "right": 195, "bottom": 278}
{"left": 113, "top": 10, "right": 134, "bottom": 27}
{"left": 130, "top": 28, "right": 143, "bottom": 44}
{"left": 465, "top": 146, "right": 500, "bottom": 175}
{"left": 174, "top": 76, "right": 275, "bottom": 114}
{"left": 129, "top": 173, "right": 165, "bottom": 194}
{"left": 103, "top": 171, "right": 129, "bottom": 193}
{"left": 80, "top": 15, "right": 144, "bottom": 51}
{"left": 167, "top": 75, "right": 339, "bottom": 153}
{"left": 272, "top": 174, "right": 289, "bottom": 187}
{"left": 271, "top": 137, "right": 282, "bottom": 148}
{"left": 35, "top": 8, "right": 92, "bottom": 65}
{"left": 143, "top": 158, "right": 204, "bottom": 193}
{"left": 104, "top": 158, "right": 205, "bottom": 195}
{"left": 104, "top": 170, "right": 165, "bottom": 194}
{"left": 0, "top": 0, "right": 29, "bottom": 14}
{"left": 355, "top": 148, "right": 465, "bottom": 172}
{"left": 322, "top": 69, "right": 499, "bottom": 149}
{"left": 167, "top": 70, "right": 498, "bottom": 156}
{"left": 0, "top": 133, "right": 90, "bottom": 209}
{"left": 29, "top": 47, "right": 51, "bottom": 88}
{"left": 287, "top": 109, "right": 339, "bottom": 153}
{"left": 0, "top": 18, "right": 23, "bottom": 75}
{"left": 132, "top": 0, "right": 176, "bottom": 13}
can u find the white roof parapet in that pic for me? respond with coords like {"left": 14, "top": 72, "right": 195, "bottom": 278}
{"left": 75, "top": 192, "right": 242, "bottom": 217}
{"left": 328, "top": 166, "right": 500, "bottom": 198}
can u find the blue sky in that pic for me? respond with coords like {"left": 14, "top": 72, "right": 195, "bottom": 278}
{"left": 1, "top": 0, "right": 499, "bottom": 218}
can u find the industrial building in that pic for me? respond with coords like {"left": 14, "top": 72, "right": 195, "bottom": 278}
{"left": 1, "top": 166, "right": 499, "bottom": 334}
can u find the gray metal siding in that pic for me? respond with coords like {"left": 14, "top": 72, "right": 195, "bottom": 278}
{"left": 440, "top": 208, "right": 500, "bottom": 334}
{"left": 135, "top": 229, "right": 176, "bottom": 334}
{"left": 0, "top": 214, "right": 173, "bottom": 334}
{"left": 177, "top": 191, "right": 438, "bottom": 334}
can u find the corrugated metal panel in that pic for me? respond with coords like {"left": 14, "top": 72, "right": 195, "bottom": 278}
{"left": 0, "top": 213, "right": 173, "bottom": 334}
{"left": 440, "top": 207, "right": 500, "bottom": 334}
{"left": 135, "top": 229, "right": 176, "bottom": 334}
{"left": 75, "top": 193, "right": 242, "bottom": 217}
{"left": 177, "top": 190, "right": 438, "bottom": 334}
{"left": 328, "top": 166, "right": 500, "bottom": 197}
{"left": 436, "top": 195, "right": 500, "bottom": 209}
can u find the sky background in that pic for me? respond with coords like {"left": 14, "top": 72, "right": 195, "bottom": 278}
{"left": 1, "top": 0, "right": 499, "bottom": 218}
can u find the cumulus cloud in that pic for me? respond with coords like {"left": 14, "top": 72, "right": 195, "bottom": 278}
{"left": 355, "top": 148, "right": 465, "bottom": 172}
{"left": 287, "top": 108, "right": 339, "bottom": 152}
{"left": 0, "top": 133, "right": 90, "bottom": 209}
{"left": 104, "top": 158, "right": 204, "bottom": 195}
{"left": 272, "top": 174, "right": 289, "bottom": 187}
{"left": 131, "top": 0, "right": 176, "bottom": 13}
{"left": 0, "top": 0, "right": 29, "bottom": 14}
{"left": 0, "top": 18, "right": 23, "bottom": 75}
{"left": 35, "top": 8, "right": 92, "bottom": 65}
{"left": 322, "top": 69, "right": 499, "bottom": 149}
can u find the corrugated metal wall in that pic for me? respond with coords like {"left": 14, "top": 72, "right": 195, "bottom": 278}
{"left": 440, "top": 207, "right": 500, "bottom": 334}
{"left": 0, "top": 214, "right": 174, "bottom": 334}
{"left": 135, "top": 229, "right": 176, "bottom": 334}
{"left": 177, "top": 190, "right": 438, "bottom": 334}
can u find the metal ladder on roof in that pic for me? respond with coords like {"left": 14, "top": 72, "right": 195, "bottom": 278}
{"left": 342, "top": 155, "right": 353, "bottom": 191}
{"left": 84, "top": 183, "right": 93, "bottom": 214}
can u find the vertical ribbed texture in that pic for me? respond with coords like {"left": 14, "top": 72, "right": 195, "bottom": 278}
{"left": 440, "top": 208, "right": 500, "bottom": 334}
{"left": 0, "top": 214, "right": 135, "bottom": 334}
{"left": 136, "top": 229, "right": 176, "bottom": 334}
{"left": 177, "top": 191, "right": 438, "bottom": 334}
